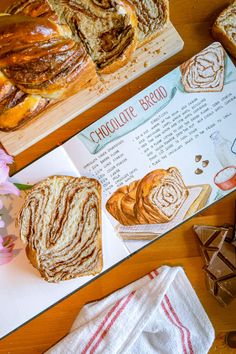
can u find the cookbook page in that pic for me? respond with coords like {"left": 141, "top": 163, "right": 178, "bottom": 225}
{"left": 1, "top": 146, "right": 129, "bottom": 339}
{"left": 64, "top": 42, "right": 236, "bottom": 254}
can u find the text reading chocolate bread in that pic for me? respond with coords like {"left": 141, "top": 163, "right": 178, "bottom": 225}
{"left": 106, "top": 167, "right": 188, "bottom": 226}
{"left": 180, "top": 42, "right": 225, "bottom": 93}
{"left": 19, "top": 176, "right": 102, "bottom": 282}
{"left": 212, "top": 1, "right": 236, "bottom": 59}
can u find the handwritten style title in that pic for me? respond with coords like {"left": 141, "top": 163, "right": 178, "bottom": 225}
{"left": 90, "top": 86, "right": 167, "bottom": 143}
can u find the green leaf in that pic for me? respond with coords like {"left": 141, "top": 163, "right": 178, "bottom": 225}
{"left": 14, "top": 183, "right": 33, "bottom": 191}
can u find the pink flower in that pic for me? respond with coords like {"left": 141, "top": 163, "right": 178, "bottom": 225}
{"left": 0, "top": 235, "right": 15, "bottom": 265}
{"left": 0, "top": 149, "right": 13, "bottom": 165}
{"left": 0, "top": 149, "right": 19, "bottom": 196}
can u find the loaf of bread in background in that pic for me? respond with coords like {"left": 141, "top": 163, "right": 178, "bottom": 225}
{"left": 212, "top": 1, "right": 236, "bottom": 59}
{"left": 19, "top": 175, "right": 102, "bottom": 282}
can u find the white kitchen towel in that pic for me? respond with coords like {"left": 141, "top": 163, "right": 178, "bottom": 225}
{"left": 46, "top": 266, "right": 215, "bottom": 354}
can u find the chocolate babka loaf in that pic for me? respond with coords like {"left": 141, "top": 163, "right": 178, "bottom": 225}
{"left": 46, "top": 0, "right": 137, "bottom": 73}
{"left": 19, "top": 176, "right": 102, "bottom": 282}
{"left": 212, "top": 1, "right": 236, "bottom": 59}
{"left": 128, "top": 0, "right": 169, "bottom": 45}
{"left": 106, "top": 167, "right": 188, "bottom": 226}
{"left": 0, "top": 13, "right": 96, "bottom": 131}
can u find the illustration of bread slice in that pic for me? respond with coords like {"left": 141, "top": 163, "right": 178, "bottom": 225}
{"left": 19, "top": 175, "right": 102, "bottom": 282}
{"left": 106, "top": 167, "right": 188, "bottom": 226}
{"left": 180, "top": 42, "right": 225, "bottom": 93}
{"left": 135, "top": 167, "right": 189, "bottom": 224}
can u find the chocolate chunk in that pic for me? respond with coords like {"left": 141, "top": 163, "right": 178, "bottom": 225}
{"left": 202, "top": 160, "right": 209, "bottom": 167}
{"left": 195, "top": 155, "right": 202, "bottom": 162}
{"left": 193, "top": 225, "right": 228, "bottom": 265}
{"left": 194, "top": 224, "right": 236, "bottom": 306}
{"left": 195, "top": 168, "right": 203, "bottom": 175}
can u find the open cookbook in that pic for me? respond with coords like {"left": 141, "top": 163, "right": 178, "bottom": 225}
{"left": 1, "top": 42, "right": 236, "bottom": 339}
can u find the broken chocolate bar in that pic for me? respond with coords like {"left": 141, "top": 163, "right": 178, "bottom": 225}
{"left": 193, "top": 224, "right": 236, "bottom": 306}
{"left": 193, "top": 225, "right": 228, "bottom": 265}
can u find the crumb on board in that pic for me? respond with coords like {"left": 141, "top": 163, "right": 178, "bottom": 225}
{"left": 155, "top": 48, "right": 161, "bottom": 54}
{"left": 144, "top": 61, "right": 149, "bottom": 68}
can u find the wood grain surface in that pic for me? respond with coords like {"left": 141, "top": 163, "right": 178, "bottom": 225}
{"left": 0, "top": 0, "right": 236, "bottom": 353}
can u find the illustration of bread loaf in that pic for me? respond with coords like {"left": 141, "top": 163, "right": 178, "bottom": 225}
{"left": 180, "top": 42, "right": 225, "bottom": 93}
{"left": 106, "top": 167, "right": 189, "bottom": 226}
{"left": 19, "top": 175, "right": 102, "bottom": 282}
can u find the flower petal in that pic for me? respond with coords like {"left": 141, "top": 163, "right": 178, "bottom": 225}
{"left": 0, "top": 149, "right": 13, "bottom": 165}
{"left": 0, "top": 164, "right": 9, "bottom": 184}
{"left": 0, "top": 181, "right": 20, "bottom": 196}
{"left": 0, "top": 219, "right": 5, "bottom": 228}
{"left": 0, "top": 253, "right": 13, "bottom": 265}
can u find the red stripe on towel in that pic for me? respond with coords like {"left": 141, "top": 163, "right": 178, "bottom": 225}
{"left": 164, "top": 295, "right": 194, "bottom": 354}
{"left": 90, "top": 291, "right": 135, "bottom": 354}
{"left": 161, "top": 300, "right": 188, "bottom": 354}
{"left": 81, "top": 297, "right": 124, "bottom": 354}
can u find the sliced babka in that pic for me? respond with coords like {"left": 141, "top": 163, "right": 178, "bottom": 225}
{"left": 19, "top": 175, "right": 102, "bottom": 282}
{"left": 47, "top": 0, "right": 138, "bottom": 73}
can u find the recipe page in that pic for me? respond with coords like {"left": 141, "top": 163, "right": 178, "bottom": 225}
{"left": 64, "top": 42, "right": 236, "bottom": 253}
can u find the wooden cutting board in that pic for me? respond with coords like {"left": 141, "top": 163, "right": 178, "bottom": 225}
{"left": 0, "top": 22, "right": 184, "bottom": 156}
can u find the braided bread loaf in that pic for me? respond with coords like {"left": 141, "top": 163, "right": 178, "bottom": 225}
{"left": 1, "top": 0, "right": 170, "bottom": 131}
{"left": 106, "top": 167, "right": 188, "bottom": 226}
{"left": 19, "top": 176, "right": 102, "bottom": 282}
{"left": 0, "top": 12, "right": 96, "bottom": 131}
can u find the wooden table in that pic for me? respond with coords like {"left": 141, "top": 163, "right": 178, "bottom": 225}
{"left": 0, "top": 0, "right": 235, "bottom": 353}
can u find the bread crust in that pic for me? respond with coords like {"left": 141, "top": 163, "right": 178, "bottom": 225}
{"left": 212, "top": 1, "right": 236, "bottom": 59}
{"left": 19, "top": 175, "right": 103, "bottom": 282}
{"left": 106, "top": 167, "right": 188, "bottom": 226}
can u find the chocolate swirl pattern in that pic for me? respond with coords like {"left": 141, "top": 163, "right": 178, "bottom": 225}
{"left": 48, "top": 0, "right": 137, "bottom": 73}
{"left": 135, "top": 167, "right": 188, "bottom": 224}
{"left": 128, "top": 0, "right": 169, "bottom": 45}
{"left": 19, "top": 176, "right": 102, "bottom": 282}
{"left": 212, "top": 1, "right": 236, "bottom": 59}
{"left": 180, "top": 42, "right": 225, "bottom": 93}
{"left": 106, "top": 167, "right": 188, "bottom": 226}
{"left": 0, "top": 12, "right": 96, "bottom": 131}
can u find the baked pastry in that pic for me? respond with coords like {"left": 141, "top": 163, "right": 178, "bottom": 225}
{"left": 180, "top": 42, "right": 225, "bottom": 93}
{"left": 128, "top": 0, "right": 169, "bottom": 46}
{"left": 106, "top": 180, "right": 139, "bottom": 226}
{"left": 106, "top": 167, "right": 188, "bottom": 226}
{"left": 7, "top": 0, "right": 58, "bottom": 20}
{"left": 212, "top": 1, "right": 236, "bottom": 59}
{"left": 19, "top": 175, "right": 102, "bottom": 282}
{"left": 47, "top": 0, "right": 137, "bottom": 74}
{"left": 0, "top": 13, "right": 96, "bottom": 131}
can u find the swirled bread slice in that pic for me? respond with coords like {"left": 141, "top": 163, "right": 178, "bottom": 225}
{"left": 19, "top": 176, "right": 102, "bottom": 282}
{"left": 180, "top": 42, "right": 225, "bottom": 93}
{"left": 47, "top": 0, "right": 137, "bottom": 73}
{"left": 128, "top": 0, "right": 169, "bottom": 46}
{"left": 106, "top": 167, "right": 188, "bottom": 226}
{"left": 212, "top": 1, "right": 236, "bottom": 59}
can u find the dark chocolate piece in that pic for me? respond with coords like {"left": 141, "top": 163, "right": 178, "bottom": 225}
{"left": 193, "top": 225, "right": 228, "bottom": 265}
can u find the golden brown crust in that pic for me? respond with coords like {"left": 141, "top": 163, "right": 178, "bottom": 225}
{"left": 212, "top": 1, "right": 236, "bottom": 59}
{"left": 0, "top": 12, "right": 97, "bottom": 131}
{"left": 19, "top": 175, "right": 103, "bottom": 282}
{"left": 106, "top": 167, "right": 189, "bottom": 226}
